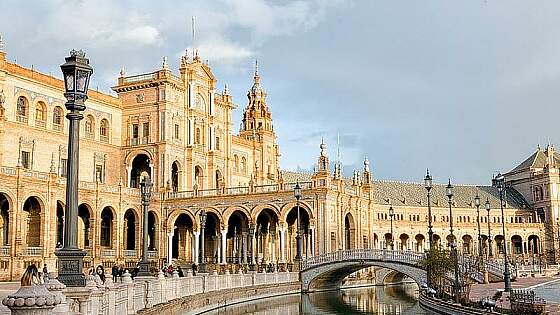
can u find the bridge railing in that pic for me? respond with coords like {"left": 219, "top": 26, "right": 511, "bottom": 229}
{"left": 301, "top": 249, "right": 426, "bottom": 270}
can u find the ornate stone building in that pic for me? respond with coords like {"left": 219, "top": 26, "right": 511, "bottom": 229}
{"left": 0, "top": 44, "right": 548, "bottom": 280}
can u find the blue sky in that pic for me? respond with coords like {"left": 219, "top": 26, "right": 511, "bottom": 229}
{"left": 2, "top": 0, "right": 558, "bottom": 185}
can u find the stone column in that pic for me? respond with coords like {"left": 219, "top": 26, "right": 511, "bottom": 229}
{"left": 193, "top": 231, "right": 200, "bottom": 265}
{"left": 126, "top": 167, "right": 132, "bottom": 188}
{"left": 251, "top": 228, "right": 257, "bottom": 265}
{"left": 221, "top": 228, "right": 227, "bottom": 264}
{"left": 241, "top": 232, "right": 248, "bottom": 264}
{"left": 279, "top": 228, "right": 286, "bottom": 263}
{"left": 167, "top": 232, "right": 173, "bottom": 266}
{"left": 310, "top": 226, "right": 316, "bottom": 256}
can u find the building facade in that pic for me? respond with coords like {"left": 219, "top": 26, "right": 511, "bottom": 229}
{"left": 0, "top": 45, "right": 549, "bottom": 280}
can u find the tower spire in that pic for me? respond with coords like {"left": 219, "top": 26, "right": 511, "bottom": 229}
{"left": 253, "top": 59, "right": 260, "bottom": 84}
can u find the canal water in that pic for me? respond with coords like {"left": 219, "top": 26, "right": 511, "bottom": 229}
{"left": 201, "top": 283, "right": 426, "bottom": 315}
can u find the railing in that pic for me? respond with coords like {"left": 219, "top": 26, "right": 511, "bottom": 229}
{"left": 16, "top": 115, "right": 28, "bottom": 124}
{"left": 84, "top": 248, "right": 93, "bottom": 257}
{"left": 23, "top": 247, "right": 42, "bottom": 256}
{"left": 147, "top": 250, "right": 157, "bottom": 259}
{"left": 301, "top": 249, "right": 426, "bottom": 270}
{"left": 225, "top": 186, "right": 249, "bottom": 195}
{"left": 124, "top": 250, "right": 137, "bottom": 258}
{"left": 100, "top": 135, "right": 109, "bottom": 143}
{"left": 123, "top": 72, "right": 156, "bottom": 83}
{"left": 34, "top": 120, "right": 46, "bottom": 128}
{"left": 53, "top": 124, "right": 63, "bottom": 132}
{"left": 254, "top": 184, "right": 278, "bottom": 193}
{"left": 166, "top": 181, "right": 314, "bottom": 200}
{"left": 101, "top": 249, "right": 116, "bottom": 257}
{"left": 0, "top": 246, "right": 9, "bottom": 256}
{"left": 198, "top": 189, "right": 218, "bottom": 197}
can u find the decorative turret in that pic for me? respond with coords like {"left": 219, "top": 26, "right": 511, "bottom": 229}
{"left": 317, "top": 138, "right": 329, "bottom": 173}
{"left": 239, "top": 60, "right": 274, "bottom": 137}
{"left": 545, "top": 144, "right": 556, "bottom": 169}
{"left": 333, "top": 163, "right": 341, "bottom": 180}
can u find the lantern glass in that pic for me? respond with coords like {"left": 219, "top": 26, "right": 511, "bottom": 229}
{"left": 389, "top": 206, "right": 394, "bottom": 216}
{"left": 485, "top": 198, "right": 490, "bottom": 211}
{"left": 474, "top": 194, "right": 480, "bottom": 207}
{"left": 446, "top": 180, "right": 454, "bottom": 198}
{"left": 64, "top": 72, "right": 75, "bottom": 92}
{"left": 76, "top": 70, "right": 89, "bottom": 93}
{"left": 424, "top": 173, "right": 432, "bottom": 190}
{"left": 294, "top": 182, "right": 301, "bottom": 199}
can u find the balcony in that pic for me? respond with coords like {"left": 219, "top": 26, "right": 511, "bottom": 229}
{"left": 84, "top": 132, "right": 94, "bottom": 140}
{"left": 101, "top": 249, "right": 115, "bottom": 257}
{"left": 147, "top": 250, "right": 157, "bottom": 259}
{"left": 100, "top": 135, "right": 109, "bottom": 143}
{"left": 23, "top": 247, "right": 42, "bottom": 256}
{"left": 0, "top": 246, "right": 9, "bottom": 256}
{"left": 35, "top": 120, "right": 46, "bottom": 128}
{"left": 16, "top": 115, "right": 28, "bottom": 124}
{"left": 124, "top": 250, "right": 137, "bottom": 258}
{"left": 53, "top": 124, "right": 63, "bottom": 132}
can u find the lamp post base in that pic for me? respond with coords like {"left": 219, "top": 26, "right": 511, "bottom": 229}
{"left": 55, "top": 249, "right": 86, "bottom": 287}
{"left": 137, "top": 260, "right": 150, "bottom": 277}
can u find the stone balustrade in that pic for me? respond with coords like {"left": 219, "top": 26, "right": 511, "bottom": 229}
{"left": 52, "top": 271, "right": 299, "bottom": 315}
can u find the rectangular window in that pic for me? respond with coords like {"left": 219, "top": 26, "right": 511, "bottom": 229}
{"left": 95, "top": 165, "right": 103, "bottom": 183}
{"left": 21, "top": 151, "right": 31, "bottom": 169}
{"left": 132, "top": 124, "right": 139, "bottom": 139}
{"left": 60, "top": 159, "right": 68, "bottom": 177}
{"left": 143, "top": 122, "right": 150, "bottom": 138}
{"left": 174, "top": 124, "right": 180, "bottom": 139}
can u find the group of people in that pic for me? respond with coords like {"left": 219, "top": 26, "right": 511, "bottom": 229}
{"left": 21, "top": 264, "right": 49, "bottom": 286}
{"left": 110, "top": 264, "right": 141, "bottom": 282}
{"left": 162, "top": 264, "right": 187, "bottom": 277}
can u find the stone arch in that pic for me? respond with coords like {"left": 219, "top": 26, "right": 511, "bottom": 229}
{"left": 251, "top": 204, "right": 281, "bottom": 223}
{"left": 194, "top": 165, "right": 204, "bottom": 189}
{"left": 511, "top": 234, "right": 523, "bottom": 255}
{"left": 22, "top": 196, "right": 44, "bottom": 247}
{"left": 34, "top": 100, "right": 47, "bottom": 123}
{"left": 226, "top": 209, "right": 251, "bottom": 264}
{"left": 100, "top": 206, "right": 116, "bottom": 248}
{"left": 256, "top": 207, "right": 280, "bottom": 264}
{"left": 528, "top": 235, "right": 540, "bottom": 254}
{"left": 344, "top": 212, "right": 356, "bottom": 250}
{"left": 123, "top": 208, "right": 139, "bottom": 250}
{"left": 0, "top": 193, "right": 10, "bottom": 245}
{"left": 167, "top": 209, "right": 197, "bottom": 233}
{"left": 462, "top": 234, "right": 473, "bottom": 254}
{"left": 414, "top": 234, "right": 425, "bottom": 252}
{"left": 129, "top": 153, "right": 152, "bottom": 188}
{"left": 399, "top": 233, "right": 410, "bottom": 251}
{"left": 78, "top": 203, "right": 92, "bottom": 249}
{"left": 171, "top": 213, "right": 194, "bottom": 261}
{"left": 223, "top": 205, "right": 252, "bottom": 224}
{"left": 198, "top": 208, "right": 222, "bottom": 263}
{"left": 280, "top": 201, "right": 314, "bottom": 223}
{"left": 148, "top": 210, "right": 158, "bottom": 250}
{"left": 15, "top": 93, "right": 30, "bottom": 119}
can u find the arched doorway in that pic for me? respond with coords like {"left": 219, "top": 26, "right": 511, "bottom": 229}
{"left": 511, "top": 235, "right": 523, "bottom": 255}
{"left": 202, "top": 212, "right": 221, "bottom": 263}
{"left": 446, "top": 234, "right": 456, "bottom": 249}
{"left": 495, "top": 235, "right": 505, "bottom": 255}
{"left": 78, "top": 204, "right": 91, "bottom": 249}
{"left": 256, "top": 209, "right": 279, "bottom": 263}
{"left": 56, "top": 201, "right": 64, "bottom": 247}
{"left": 227, "top": 210, "right": 250, "bottom": 264}
{"left": 194, "top": 166, "right": 203, "bottom": 189}
{"left": 148, "top": 211, "right": 157, "bottom": 250}
{"left": 462, "top": 235, "right": 473, "bottom": 254}
{"left": 100, "top": 207, "right": 115, "bottom": 248}
{"left": 384, "top": 233, "right": 393, "bottom": 250}
{"left": 373, "top": 233, "right": 379, "bottom": 249}
{"left": 286, "top": 206, "right": 310, "bottom": 262}
{"left": 172, "top": 213, "right": 194, "bottom": 261}
{"left": 415, "top": 234, "right": 425, "bottom": 252}
{"left": 399, "top": 234, "right": 409, "bottom": 251}
{"left": 344, "top": 213, "right": 355, "bottom": 250}
{"left": 215, "top": 170, "right": 223, "bottom": 190}
{"left": 124, "top": 209, "right": 138, "bottom": 251}
{"left": 528, "top": 235, "right": 539, "bottom": 255}
{"left": 0, "top": 194, "right": 9, "bottom": 245}
{"left": 171, "top": 161, "right": 179, "bottom": 192}
{"left": 23, "top": 197, "right": 42, "bottom": 247}
{"left": 433, "top": 234, "right": 441, "bottom": 249}
{"left": 130, "top": 154, "right": 151, "bottom": 188}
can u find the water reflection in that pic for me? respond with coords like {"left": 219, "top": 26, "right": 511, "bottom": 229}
{"left": 201, "top": 283, "right": 426, "bottom": 315}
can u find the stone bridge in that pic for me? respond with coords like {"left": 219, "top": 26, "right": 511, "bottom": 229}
{"left": 300, "top": 249, "right": 511, "bottom": 292}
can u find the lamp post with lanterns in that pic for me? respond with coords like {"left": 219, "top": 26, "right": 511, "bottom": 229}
{"left": 294, "top": 182, "right": 302, "bottom": 261}
{"left": 424, "top": 170, "right": 434, "bottom": 288}
{"left": 199, "top": 209, "right": 207, "bottom": 273}
{"left": 389, "top": 206, "right": 395, "bottom": 251}
{"left": 446, "top": 180, "right": 461, "bottom": 302}
{"left": 493, "top": 173, "right": 512, "bottom": 292}
{"left": 55, "top": 50, "right": 93, "bottom": 287}
{"left": 486, "top": 198, "right": 493, "bottom": 259}
{"left": 137, "top": 176, "right": 152, "bottom": 277}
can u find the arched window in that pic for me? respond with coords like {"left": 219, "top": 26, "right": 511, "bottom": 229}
{"left": 233, "top": 155, "right": 239, "bottom": 173}
{"left": 85, "top": 115, "right": 94, "bottom": 137}
{"left": 195, "top": 128, "right": 201, "bottom": 144}
{"left": 100, "top": 119, "right": 109, "bottom": 141}
{"left": 16, "top": 96, "right": 29, "bottom": 123}
{"left": 35, "top": 102, "right": 46, "bottom": 122}
{"left": 215, "top": 136, "right": 220, "bottom": 150}
{"left": 241, "top": 157, "right": 247, "bottom": 174}
{"left": 53, "top": 106, "right": 64, "bottom": 131}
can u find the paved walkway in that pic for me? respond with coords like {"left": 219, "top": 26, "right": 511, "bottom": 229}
{"left": 470, "top": 277, "right": 560, "bottom": 314}
{"left": 0, "top": 282, "right": 20, "bottom": 314}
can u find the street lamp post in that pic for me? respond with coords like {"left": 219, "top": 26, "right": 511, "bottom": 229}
{"left": 425, "top": 170, "right": 434, "bottom": 250}
{"left": 389, "top": 206, "right": 395, "bottom": 251}
{"left": 294, "top": 182, "right": 303, "bottom": 261}
{"left": 475, "top": 194, "right": 489, "bottom": 283}
{"left": 446, "top": 180, "right": 461, "bottom": 302}
{"left": 486, "top": 198, "right": 493, "bottom": 258}
{"left": 55, "top": 50, "right": 93, "bottom": 287}
{"left": 494, "top": 173, "right": 512, "bottom": 292}
{"left": 199, "top": 210, "right": 207, "bottom": 273}
{"left": 137, "top": 176, "right": 152, "bottom": 277}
